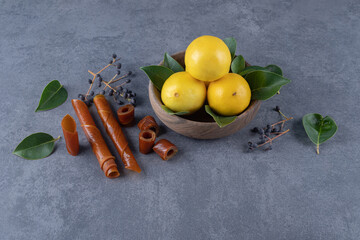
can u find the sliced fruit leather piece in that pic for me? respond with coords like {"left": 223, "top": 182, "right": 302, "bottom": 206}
{"left": 93, "top": 95, "right": 141, "bottom": 173}
{"left": 72, "top": 99, "right": 120, "bottom": 178}
{"left": 61, "top": 114, "right": 79, "bottom": 156}
{"left": 153, "top": 139, "right": 178, "bottom": 161}
{"left": 138, "top": 115, "right": 159, "bottom": 136}
{"left": 139, "top": 130, "right": 156, "bottom": 154}
{"left": 117, "top": 104, "right": 135, "bottom": 125}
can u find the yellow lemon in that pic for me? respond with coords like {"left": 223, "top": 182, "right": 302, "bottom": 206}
{"left": 207, "top": 73, "right": 251, "bottom": 116}
{"left": 185, "top": 35, "right": 231, "bottom": 82}
{"left": 161, "top": 71, "right": 206, "bottom": 114}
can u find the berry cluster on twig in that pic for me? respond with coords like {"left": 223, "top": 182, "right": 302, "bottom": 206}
{"left": 77, "top": 54, "right": 136, "bottom": 106}
{"left": 248, "top": 106, "right": 293, "bottom": 151}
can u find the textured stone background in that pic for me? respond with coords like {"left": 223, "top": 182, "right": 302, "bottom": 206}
{"left": 1, "top": 0, "right": 359, "bottom": 239}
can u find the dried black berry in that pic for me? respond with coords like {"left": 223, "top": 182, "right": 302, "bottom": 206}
{"left": 108, "top": 89, "right": 114, "bottom": 96}
{"left": 100, "top": 90, "right": 105, "bottom": 95}
{"left": 130, "top": 98, "right": 136, "bottom": 104}
{"left": 78, "top": 94, "right": 85, "bottom": 100}
{"left": 128, "top": 71, "right": 132, "bottom": 76}
{"left": 117, "top": 70, "right": 121, "bottom": 75}
{"left": 117, "top": 100, "right": 124, "bottom": 105}
{"left": 118, "top": 86, "right": 123, "bottom": 91}
{"left": 116, "top": 91, "right": 121, "bottom": 96}
{"left": 84, "top": 100, "right": 91, "bottom": 106}
{"left": 89, "top": 98, "right": 94, "bottom": 103}
{"left": 112, "top": 53, "right": 117, "bottom": 59}
{"left": 123, "top": 88, "right": 128, "bottom": 93}
{"left": 275, "top": 106, "right": 280, "bottom": 112}
{"left": 96, "top": 74, "right": 101, "bottom": 78}
{"left": 251, "top": 127, "right": 259, "bottom": 133}
{"left": 88, "top": 79, "right": 93, "bottom": 84}
{"left": 248, "top": 142, "right": 253, "bottom": 147}
{"left": 90, "top": 91, "right": 94, "bottom": 96}
{"left": 117, "top": 63, "right": 122, "bottom": 69}
{"left": 98, "top": 82, "right": 102, "bottom": 87}
{"left": 132, "top": 92, "right": 136, "bottom": 97}
{"left": 258, "top": 129, "right": 264, "bottom": 135}
{"left": 126, "top": 79, "right": 131, "bottom": 83}
{"left": 266, "top": 124, "right": 271, "bottom": 130}
{"left": 109, "top": 59, "right": 114, "bottom": 64}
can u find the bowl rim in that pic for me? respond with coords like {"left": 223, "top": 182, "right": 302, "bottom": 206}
{"left": 149, "top": 50, "right": 260, "bottom": 127}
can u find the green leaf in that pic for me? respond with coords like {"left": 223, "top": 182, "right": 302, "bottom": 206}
{"left": 239, "top": 66, "right": 266, "bottom": 76}
{"left": 240, "top": 65, "right": 283, "bottom": 77}
{"left": 265, "top": 64, "right": 283, "bottom": 76}
{"left": 231, "top": 55, "right": 245, "bottom": 74}
{"left": 223, "top": 37, "right": 237, "bottom": 59}
{"left": 13, "top": 133, "right": 60, "bottom": 160}
{"left": 245, "top": 70, "right": 291, "bottom": 100}
{"left": 163, "top": 52, "right": 184, "bottom": 73}
{"left": 302, "top": 113, "right": 337, "bottom": 154}
{"left": 205, "top": 105, "right": 237, "bottom": 128}
{"left": 140, "top": 65, "right": 174, "bottom": 91}
{"left": 161, "top": 105, "right": 189, "bottom": 115}
{"left": 35, "top": 80, "right": 68, "bottom": 112}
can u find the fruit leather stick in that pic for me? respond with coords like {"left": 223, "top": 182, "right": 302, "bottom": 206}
{"left": 93, "top": 95, "right": 141, "bottom": 173}
{"left": 61, "top": 114, "right": 79, "bottom": 156}
{"left": 72, "top": 99, "right": 120, "bottom": 178}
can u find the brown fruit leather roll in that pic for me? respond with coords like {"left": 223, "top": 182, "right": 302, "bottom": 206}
{"left": 153, "top": 139, "right": 178, "bottom": 161}
{"left": 139, "top": 130, "right": 156, "bottom": 154}
{"left": 137, "top": 116, "right": 159, "bottom": 135}
{"left": 117, "top": 104, "right": 135, "bottom": 125}
{"left": 72, "top": 99, "right": 120, "bottom": 178}
{"left": 61, "top": 114, "right": 79, "bottom": 156}
{"left": 93, "top": 95, "right": 141, "bottom": 173}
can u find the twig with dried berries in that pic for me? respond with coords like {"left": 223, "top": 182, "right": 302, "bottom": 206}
{"left": 77, "top": 54, "right": 136, "bottom": 106}
{"left": 248, "top": 106, "right": 293, "bottom": 151}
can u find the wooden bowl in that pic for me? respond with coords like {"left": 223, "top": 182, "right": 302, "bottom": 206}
{"left": 148, "top": 51, "right": 261, "bottom": 139}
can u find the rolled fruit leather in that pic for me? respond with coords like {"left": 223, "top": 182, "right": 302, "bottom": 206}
{"left": 72, "top": 99, "right": 120, "bottom": 178}
{"left": 138, "top": 115, "right": 159, "bottom": 136}
{"left": 61, "top": 114, "right": 79, "bottom": 156}
{"left": 93, "top": 95, "right": 141, "bottom": 173}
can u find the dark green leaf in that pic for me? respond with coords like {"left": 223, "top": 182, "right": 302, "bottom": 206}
{"left": 245, "top": 70, "right": 291, "bottom": 100}
{"left": 302, "top": 113, "right": 337, "bottom": 154}
{"left": 223, "top": 37, "right": 237, "bottom": 59}
{"left": 265, "top": 64, "right": 283, "bottom": 76}
{"left": 240, "top": 64, "right": 283, "bottom": 77}
{"left": 239, "top": 66, "right": 266, "bottom": 76}
{"left": 163, "top": 52, "right": 184, "bottom": 73}
{"left": 161, "top": 105, "right": 189, "bottom": 115}
{"left": 13, "top": 133, "right": 60, "bottom": 160}
{"left": 205, "top": 105, "right": 237, "bottom": 128}
{"left": 231, "top": 55, "right": 245, "bottom": 74}
{"left": 35, "top": 80, "right": 68, "bottom": 112}
{"left": 140, "top": 65, "right": 174, "bottom": 91}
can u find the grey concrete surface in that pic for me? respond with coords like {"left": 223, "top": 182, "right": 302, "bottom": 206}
{"left": 1, "top": 0, "right": 359, "bottom": 239}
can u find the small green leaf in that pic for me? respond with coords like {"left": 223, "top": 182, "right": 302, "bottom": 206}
{"left": 205, "top": 105, "right": 237, "bottom": 128}
{"left": 231, "top": 55, "right": 245, "bottom": 74}
{"left": 302, "top": 113, "right": 337, "bottom": 154}
{"left": 163, "top": 53, "right": 184, "bottom": 73}
{"left": 35, "top": 80, "right": 68, "bottom": 112}
{"left": 13, "top": 133, "right": 60, "bottom": 160}
{"left": 223, "top": 37, "right": 237, "bottom": 59}
{"left": 245, "top": 70, "right": 290, "bottom": 100}
{"left": 140, "top": 65, "right": 174, "bottom": 91}
{"left": 161, "top": 105, "right": 189, "bottom": 115}
{"left": 265, "top": 64, "right": 283, "bottom": 76}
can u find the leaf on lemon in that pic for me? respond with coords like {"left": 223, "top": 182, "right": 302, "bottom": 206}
{"left": 163, "top": 53, "right": 184, "bottom": 73}
{"left": 35, "top": 80, "right": 68, "bottom": 112}
{"left": 245, "top": 70, "right": 290, "bottom": 100}
{"left": 13, "top": 133, "right": 60, "bottom": 160}
{"left": 161, "top": 105, "right": 189, "bottom": 115}
{"left": 205, "top": 105, "right": 237, "bottom": 128}
{"left": 231, "top": 55, "right": 245, "bottom": 74}
{"left": 140, "top": 65, "right": 174, "bottom": 91}
{"left": 223, "top": 37, "right": 237, "bottom": 60}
